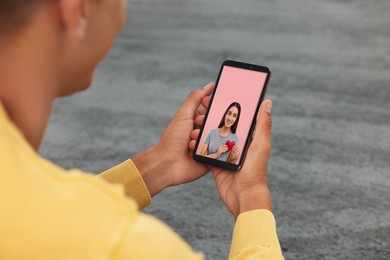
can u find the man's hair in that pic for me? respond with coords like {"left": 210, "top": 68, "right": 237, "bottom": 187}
{"left": 0, "top": 0, "right": 43, "bottom": 35}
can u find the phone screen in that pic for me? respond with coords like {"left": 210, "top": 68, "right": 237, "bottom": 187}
{"left": 194, "top": 62, "right": 269, "bottom": 169}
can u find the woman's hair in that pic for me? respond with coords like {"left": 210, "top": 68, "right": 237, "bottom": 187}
{"left": 218, "top": 102, "right": 241, "bottom": 134}
{"left": 0, "top": 0, "right": 43, "bottom": 35}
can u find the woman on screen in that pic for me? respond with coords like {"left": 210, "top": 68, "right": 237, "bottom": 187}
{"left": 200, "top": 102, "right": 241, "bottom": 163}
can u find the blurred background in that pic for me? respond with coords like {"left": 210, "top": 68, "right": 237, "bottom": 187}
{"left": 40, "top": 0, "right": 390, "bottom": 259}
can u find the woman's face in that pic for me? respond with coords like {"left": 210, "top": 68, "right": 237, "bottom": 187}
{"left": 224, "top": 106, "right": 239, "bottom": 129}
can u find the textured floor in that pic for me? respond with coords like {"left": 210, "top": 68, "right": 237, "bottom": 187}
{"left": 40, "top": 0, "right": 390, "bottom": 259}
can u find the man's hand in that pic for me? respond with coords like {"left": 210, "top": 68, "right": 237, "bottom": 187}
{"left": 132, "top": 83, "right": 214, "bottom": 196}
{"left": 192, "top": 99, "right": 273, "bottom": 219}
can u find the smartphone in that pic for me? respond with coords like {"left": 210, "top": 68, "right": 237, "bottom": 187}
{"left": 193, "top": 60, "right": 271, "bottom": 171}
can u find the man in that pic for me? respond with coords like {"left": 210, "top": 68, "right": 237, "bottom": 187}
{"left": 0, "top": 0, "right": 284, "bottom": 259}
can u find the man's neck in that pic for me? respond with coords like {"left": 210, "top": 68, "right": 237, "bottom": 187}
{"left": 0, "top": 16, "right": 60, "bottom": 150}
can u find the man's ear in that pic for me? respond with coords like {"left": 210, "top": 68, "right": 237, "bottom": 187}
{"left": 58, "top": 0, "right": 87, "bottom": 39}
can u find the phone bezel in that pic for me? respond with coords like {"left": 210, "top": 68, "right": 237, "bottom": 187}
{"left": 192, "top": 60, "right": 271, "bottom": 171}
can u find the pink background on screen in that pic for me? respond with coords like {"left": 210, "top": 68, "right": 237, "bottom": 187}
{"left": 196, "top": 66, "right": 267, "bottom": 164}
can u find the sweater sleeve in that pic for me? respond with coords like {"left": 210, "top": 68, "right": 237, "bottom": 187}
{"left": 98, "top": 159, "right": 151, "bottom": 209}
{"left": 229, "top": 209, "right": 284, "bottom": 260}
{"left": 114, "top": 213, "right": 204, "bottom": 260}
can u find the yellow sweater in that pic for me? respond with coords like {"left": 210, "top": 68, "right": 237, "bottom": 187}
{"left": 0, "top": 103, "right": 284, "bottom": 259}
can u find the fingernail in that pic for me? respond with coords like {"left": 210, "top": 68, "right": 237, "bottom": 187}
{"left": 266, "top": 101, "right": 272, "bottom": 113}
{"left": 203, "top": 82, "right": 213, "bottom": 89}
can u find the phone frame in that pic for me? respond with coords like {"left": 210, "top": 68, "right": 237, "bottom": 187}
{"left": 192, "top": 60, "right": 271, "bottom": 171}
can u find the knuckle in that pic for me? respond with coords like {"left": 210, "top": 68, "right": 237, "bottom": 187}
{"left": 188, "top": 89, "right": 200, "bottom": 101}
{"left": 264, "top": 114, "right": 272, "bottom": 129}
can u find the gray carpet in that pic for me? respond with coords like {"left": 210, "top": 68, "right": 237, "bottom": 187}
{"left": 40, "top": 0, "right": 390, "bottom": 259}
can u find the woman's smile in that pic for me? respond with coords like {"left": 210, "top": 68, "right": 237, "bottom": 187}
{"left": 225, "top": 118, "right": 234, "bottom": 127}
{"left": 224, "top": 107, "right": 239, "bottom": 128}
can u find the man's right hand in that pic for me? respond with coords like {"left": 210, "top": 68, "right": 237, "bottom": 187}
{"left": 209, "top": 99, "right": 273, "bottom": 219}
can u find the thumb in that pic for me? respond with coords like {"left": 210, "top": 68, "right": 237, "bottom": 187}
{"left": 251, "top": 99, "right": 272, "bottom": 156}
{"left": 179, "top": 82, "right": 215, "bottom": 117}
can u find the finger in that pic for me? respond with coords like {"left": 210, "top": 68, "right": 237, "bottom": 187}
{"left": 197, "top": 105, "right": 207, "bottom": 116}
{"left": 194, "top": 115, "right": 205, "bottom": 127}
{"left": 195, "top": 93, "right": 212, "bottom": 117}
{"left": 251, "top": 99, "right": 272, "bottom": 158}
{"left": 190, "top": 129, "right": 200, "bottom": 141}
{"left": 201, "top": 95, "right": 211, "bottom": 110}
{"left": 179, "top": 82, "right": 215, "bottom": 117}
{"left": 189, "top": 140, "right": 197, "bottom": 150}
